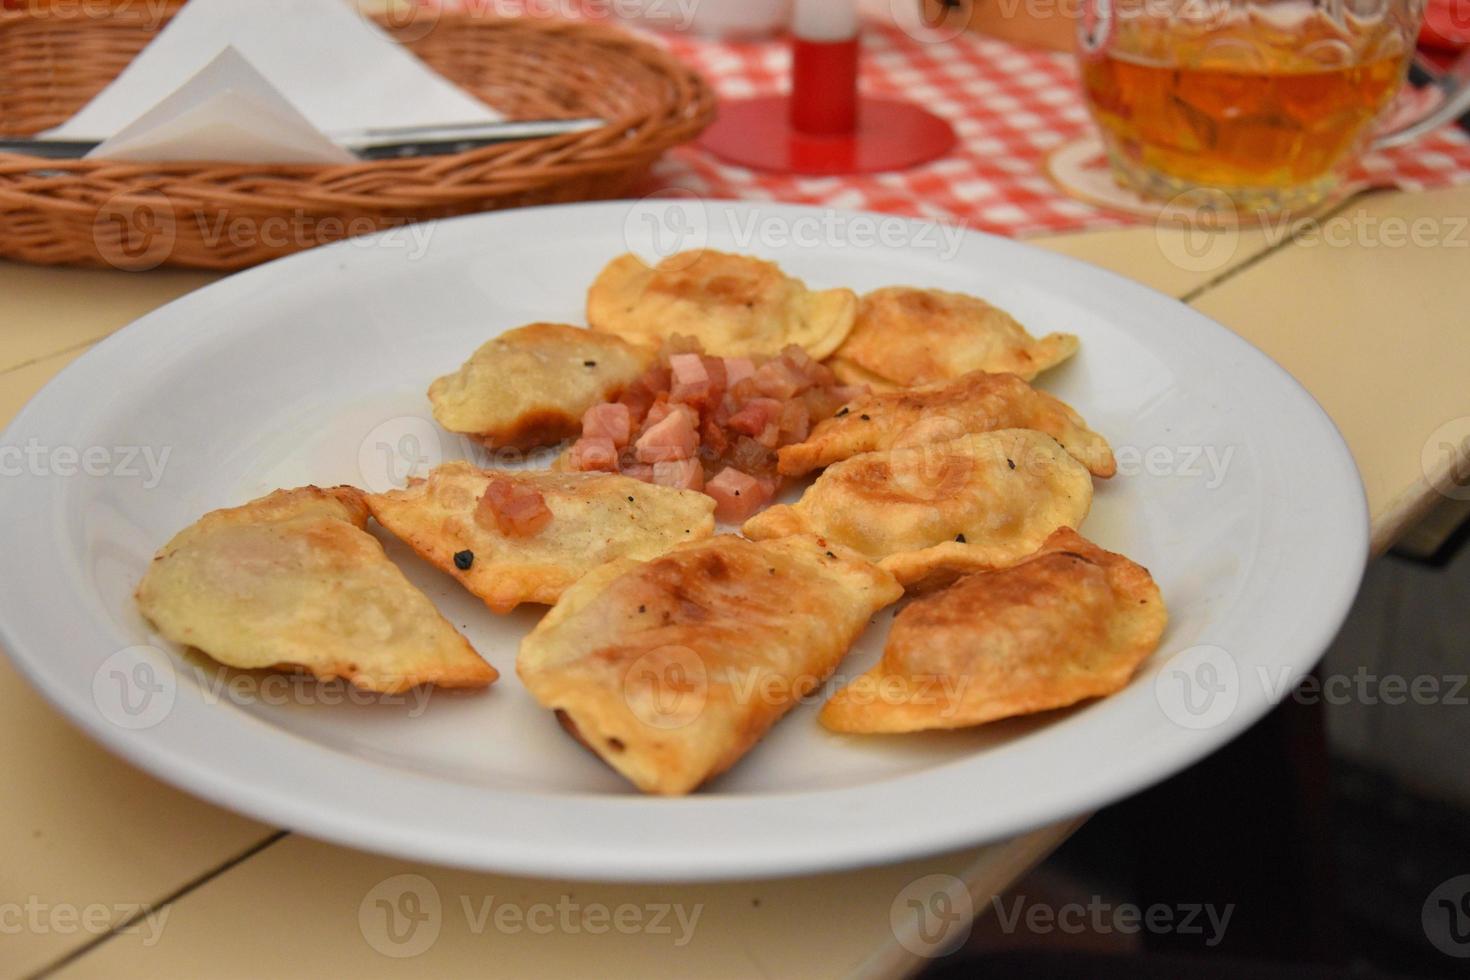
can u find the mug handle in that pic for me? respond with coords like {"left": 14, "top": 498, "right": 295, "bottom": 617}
{"left": 1373, "top": 49, "right": 1470, "bottom": 148}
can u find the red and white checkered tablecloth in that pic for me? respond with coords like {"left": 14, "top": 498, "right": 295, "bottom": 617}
{"left": 442, "top": 1, "right": 1470, "bottom": 238}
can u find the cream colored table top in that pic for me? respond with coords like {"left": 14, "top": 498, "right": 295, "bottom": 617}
{"left": 2, "top": 185, "right": 1467, "bottom": 979}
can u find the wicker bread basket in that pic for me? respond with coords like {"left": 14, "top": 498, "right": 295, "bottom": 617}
{"left": 0, "top": 4, "right": 715, "bottom": 270}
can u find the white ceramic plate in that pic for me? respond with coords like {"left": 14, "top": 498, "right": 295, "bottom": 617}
{"left": 0, "top": 201, "right": 1367, "bottom": 881}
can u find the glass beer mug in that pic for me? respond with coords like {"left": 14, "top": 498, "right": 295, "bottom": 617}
{"left": 1078, "top": 0, "right": 1470, "bottom": 210}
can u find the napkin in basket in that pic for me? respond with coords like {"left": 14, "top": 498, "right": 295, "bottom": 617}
{"left": 44, "top": 0, "right": 503, "bottom": 163}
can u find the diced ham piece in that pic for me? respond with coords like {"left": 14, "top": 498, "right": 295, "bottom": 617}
{"left": 753, "top": 359, "right": 810, "bottom": 400}
{"left": 653, "top": 458, "right": 704, "bottom": 492}
{"left": 635, "top": 408, "right": 699, "bottom": 462}
{"left": 729, "top": 377, "right": 760, "bottom": 403}
{"left": 727, "top": 397, "right": 783, "bottom": 437}
{"left": 700, "top": 355, "right": 728, "bottom": 393}
{"left": 778, "top": 399, "right": 810, "bottom": 444}
{"left": 700, "top": 413, "right": 730, "bottom": 457}
{"left": 643, "top": 397, "right": 671, "bottom": 427}
{"left": 722, "top": 357, "right": 756, "bottom": 388}
{"left": 564, "top": 434, "right": 617, "bottom": 473}
{"left": 618, "top": 365, "right": 671, "bottom": 424}
{"left": 581, "top": 402, "right": 632, "bottom": 448}
{"left": 618, "top": 386, "right": 655, "bottom": 425}
{"left": 643, "top": 399, "right": 697, "bottom": 432}
{"left": 477, "top": 477, "right": 553, "bottom": 537}
{"left": 567, "top": 436, "right": 618, "bottom": 472}
{"left": 669, "top": 353, "right": 711, "bottom": 406}
{"left": 705, "top": 467, "right": 769, "bottom": 523}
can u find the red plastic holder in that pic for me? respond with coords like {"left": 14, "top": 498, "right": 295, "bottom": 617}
{"left": 699, "top": 35, "right": 956, "bottom": 175}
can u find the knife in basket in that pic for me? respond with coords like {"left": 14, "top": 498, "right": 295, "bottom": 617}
{"left": 0, "top": 117, "right": 606, "bottom": 161}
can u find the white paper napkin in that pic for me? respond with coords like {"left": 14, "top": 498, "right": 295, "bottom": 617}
{"left": 46, "top": 0, "right": 502, "bottom": 163}
{"left": 90, "top": 47, "right": 357, "bottom": 164}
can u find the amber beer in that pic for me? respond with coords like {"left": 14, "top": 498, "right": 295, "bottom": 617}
{"left": 1079, "top": 5, "right": 1414, "bottom": 208}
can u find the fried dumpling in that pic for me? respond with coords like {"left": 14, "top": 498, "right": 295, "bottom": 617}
{"left": 745, "top": 429, "right": 1093, "bottom": 590}
{"left": 777, "top": 370, "right": 1115, "bottom": 478}
{"left": 517, "top": 534, "right": 902, "bottom": 795}
{"left": 586, "top": 250, "right": 858, "bottom": 359}
{"left": 428, "top": 322, "right": 653, "bottom": 449}
{"left": 366, "top": 462, "right": 716, "bottom": 613}
{"left": 820, "top": 528, "right": 1166, "bottom": 733}
{"left": 829, "top": 287, "right": 1078, "bottom": 390}
{"left": 135, "top": 486, "right": 497, "bottom": 693}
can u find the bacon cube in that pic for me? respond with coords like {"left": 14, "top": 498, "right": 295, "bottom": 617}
{"left": 652, "top": 457, "right": 704, "bottom": 492}
{"left": 705, "top": 467, "right": 769, "bottom": 523}
{"left": 477, "top": 478, "right": 554, "bottom": 537}
{"left": 778, "top": 399, "right": 810, "bottom": 445}
{"left": 567, "top": 436, "right": 618, "bottom": 472}
{"left": 669, "top": 353, "right": 711, "bottom": 405}
{"left": 753, "top": 359, "right": 810, "bottom": 400}
{"left": 722, "top": 357, "right": 757, "bottom": 389}
{"left": 727, "top": 397, "right": 783, "bottom": 437}
{"left": 635, "top": 407, "right": 699, "bottom": 462}
{"left": 581, "top": 402, "right": 632, "bottom": 448}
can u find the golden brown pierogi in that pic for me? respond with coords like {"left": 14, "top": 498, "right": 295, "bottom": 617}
{"left": 517, "top": 534, "right": 902, "bottom": 795}
{"left": 586, "top": 250, "right": 858, "bottom": 359}
{"left": 428, "top": 322, "right": 652, "bottom": 449}
{"left": 820, "top": 528, "right": 1167, "bottom": 733}
{"left": 828, "top": 286, "right": 1078, "bottom": 389}
{"left": 366, "top": 462, "right": 716, "bottom": 613}
{"left": 135, "top": 486, "right": 496, "bottom": 693}
{"left": 777, "top": 370, "right": 1114, "bottom": 479}
{"left": 745, "top": 429, "right": 1093, "bottom": 589}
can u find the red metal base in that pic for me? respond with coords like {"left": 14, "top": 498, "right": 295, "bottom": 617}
{"left": 698, "top": 95, "right": 957, "bottom": 175}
